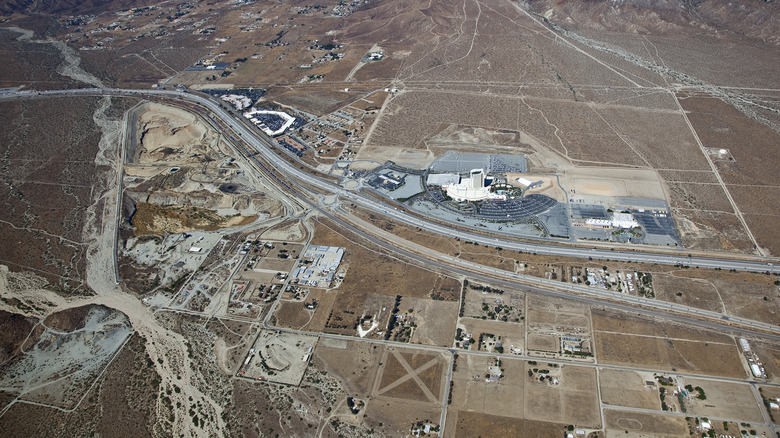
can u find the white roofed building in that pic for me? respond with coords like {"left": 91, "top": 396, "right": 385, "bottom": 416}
{"left": 443, "top": 168, "right": 506, "bottom": 202}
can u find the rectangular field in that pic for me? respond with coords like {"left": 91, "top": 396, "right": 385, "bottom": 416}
{"left": 604, "top": 409, "right": 688, "bottom": 437}
{"left": 682, "top": 378, "right": 764, "bottom": 422}
{"left": 599, "top": 369, "right": 660, "bottom": 410}
{"left": 448, "top": 411, "right": 562, "bottom": 438}
{"left": 524, "top": 365, "right": 600, "bottom": 428}
{"left": 405, "top": 297, "right": 459, "bottom": 347}
{"left": 449, "top": 354, "right": 524, "bottom": 418}
{"left": 593, "top": 332, "right": 744, "bottom": 378}
{"left": 458, "top": 318, "right": 525, "bottom": 355}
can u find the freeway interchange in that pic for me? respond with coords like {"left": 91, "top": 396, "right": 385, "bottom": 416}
{"left": 4, "top": 86, "right": 779, "bottom": 337}
{"left": 62, "top": 86, "right": 776, "bottom": 272}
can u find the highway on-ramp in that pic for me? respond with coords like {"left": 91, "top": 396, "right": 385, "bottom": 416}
{"left": 7, "top": 87, "right": 777, "bottom": 273}
{"left": 4, "top": 87, "right": 778, "bottom": 337}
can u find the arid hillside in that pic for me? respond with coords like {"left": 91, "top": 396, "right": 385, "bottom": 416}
{"left": 528, "top": 0, "right": 780, "bottom": 45}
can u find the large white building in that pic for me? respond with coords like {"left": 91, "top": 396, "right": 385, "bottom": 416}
{"left": 585, "top": 212, "right": 639, "bottom": 229}
{"left": 441, "top": 168, "right": 506, "bottom": 202}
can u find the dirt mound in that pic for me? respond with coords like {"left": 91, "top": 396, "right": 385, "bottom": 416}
{"left": 0, "top": 310, "right": 36, "bottom": 363}
{"left": 130, "top": 202, "right": 256, "bottom": 236}
{"left": 43, "top": 304, "right": 106, "bottom": 332}
{"left": 135, "top": 103, "right": 216, "bottom": 165}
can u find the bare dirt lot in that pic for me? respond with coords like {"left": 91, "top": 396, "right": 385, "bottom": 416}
{"left": 448, "top": 410, "right": 563, "bottom": 438}
{"left": 524, "top": 365, "right": 600, "bottom": 427}
{"left": 644, "top": 269, "right": 780, "bottom": 325}
{"left": 651, "top": 273, "right": 725, "bottom": 313}
{"left": 604, "top": 409, "right": 688, "bottom": 437}
{"left": 674, "top": 210, "right": 754, "bottom": 253}
{"left": 527, "top": 333, "right": 558, "bottom": 353}
{"left": 449, "top": 354, "right": 524, "bottom": 417}
{"left": 592, "top": 310, "right": 746, "bottom": 378}
{"left": 313, "top": 338, "right": 384, "bottom": 396}
{"left": 594, "top": 332, "right": 744, "bottom": 378}
{"left": 527, "top": 296, "right": 590, "bottom": 329}
{"left": 681, "top": 378, "right": 763, "bottom": 422}
{"left": 404, "top": 297, "right": 459, "bottom": 347}
{"left": 561, "top": 167, "right": 667, "bottom": 200}
{"left": 600, "top": 369, "right": 660, "bottom": 410}
{"left": 592, "top": 309, "right": 735, "bottom": 343}
{"left": 374, "top": 349, "right": 446, "bottom": 405}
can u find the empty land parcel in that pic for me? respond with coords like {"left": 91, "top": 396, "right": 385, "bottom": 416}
{"left": 592, "top": 310, "right": 745, "bottom": 377}
{"left": 678, "top": 94, "right": 780, "bottom": 255}
{"left": 448, "top": 355, "right": 599, "bottom": 434}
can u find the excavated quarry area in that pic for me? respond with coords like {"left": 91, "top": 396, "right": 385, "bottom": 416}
{"left": 123, "top": 102, "right": 282, "bottom": 236}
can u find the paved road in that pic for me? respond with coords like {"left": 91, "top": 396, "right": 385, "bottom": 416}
{"left": 333, "top": 210, "right": 780, "bottom": 336}
{"left": 6, "top": 88, "right": 779, "bottom": 338}
{"left": 4, "top": 87, "right": 777, "bottom": 274}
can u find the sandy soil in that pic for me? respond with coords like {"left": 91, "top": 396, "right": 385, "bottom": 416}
{"left": 80, "top": 80, "right": 227, "bottom": 436}
{"left": 505, "top": 173, "right": 566, "bottom": 202}
{"left": 559, "top": 167, "right": 666, "bottom": 199}
{"left": 134, "top": 102, "right": 217, "bottom": 165}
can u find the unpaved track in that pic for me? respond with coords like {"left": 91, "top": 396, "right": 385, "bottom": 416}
{"left": 82, "top": 98, "right": 228, "bottom": 437}
{"left": 0, "top": 29, "right": 228, "bottom": 436}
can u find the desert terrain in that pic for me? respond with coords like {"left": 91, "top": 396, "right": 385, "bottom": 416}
{"left": 0, "top": 0, "right": 779, "bottom": 437}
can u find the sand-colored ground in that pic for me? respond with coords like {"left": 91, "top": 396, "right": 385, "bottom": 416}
{"left": 559, "top": 167, "right": 666, "bottom": 200}
{"left": 134, "top": 102, "right": 217, "bottom": 165}
{"left": 600, "top": 369, "right": 660, "bottom": 410}
{"left": 259, "top": 220, "right": 308, "bottom": 242}
{"left": 354, "top": 146, "right": 434, "bottom": 170}
{"left": 682, "top": 378, "right": 764, "bottom": 422}
{"left": 506, "top": 173, "right": 567, "bottom": 202}
{"left": 124, "top": 102, "right": 285, "bottom": 236}
{"left": 604, "top": 409, "right": 688, "bottom": 437}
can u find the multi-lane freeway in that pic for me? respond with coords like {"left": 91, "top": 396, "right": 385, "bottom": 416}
{"left": 3, "top": 87, "right": 778, "bottom": 337}
{"left": 17, "top": 86, "right": 772, "bottom": 271}
{"left": 9, "top": 86, "right": 780, "bottom": 434}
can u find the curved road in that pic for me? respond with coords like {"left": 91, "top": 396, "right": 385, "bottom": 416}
{"left": 4, "top": 87, "right": 778, "bottom": 337}
{"left": 3, "top": 88, "right": 776, "bottom": 273}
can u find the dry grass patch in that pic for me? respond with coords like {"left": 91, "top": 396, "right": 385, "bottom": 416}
{"left": 675, "top": 210, "right": 754, "bottom": 252}
{"left": 652, "top": 273, "right": 725, "bottom": 313}
{"left": 405, "top": 298, "right": 459, "bottom": 347}
{"left": 666, "top": 182, "right": 734, "bottom": 213}
{"left": 594, "top": 333, "right": 743, "bottom": 377}
{"left": 314, "top": 339, "right": 383, "bottom": 395}
{"left": 450, "top": 411, "right": 562, "bottom": 438}
{"left": 600, "top": 369, "right": 660, "bottom": 410}
{"left": 683, "top": 378, "right": 763, "bottom": 422}
{"left": 679, "top": 95, "right": 780, "bottom": 186}
{"left": 604, "top": 409, "right": 688, "bottom": 436}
